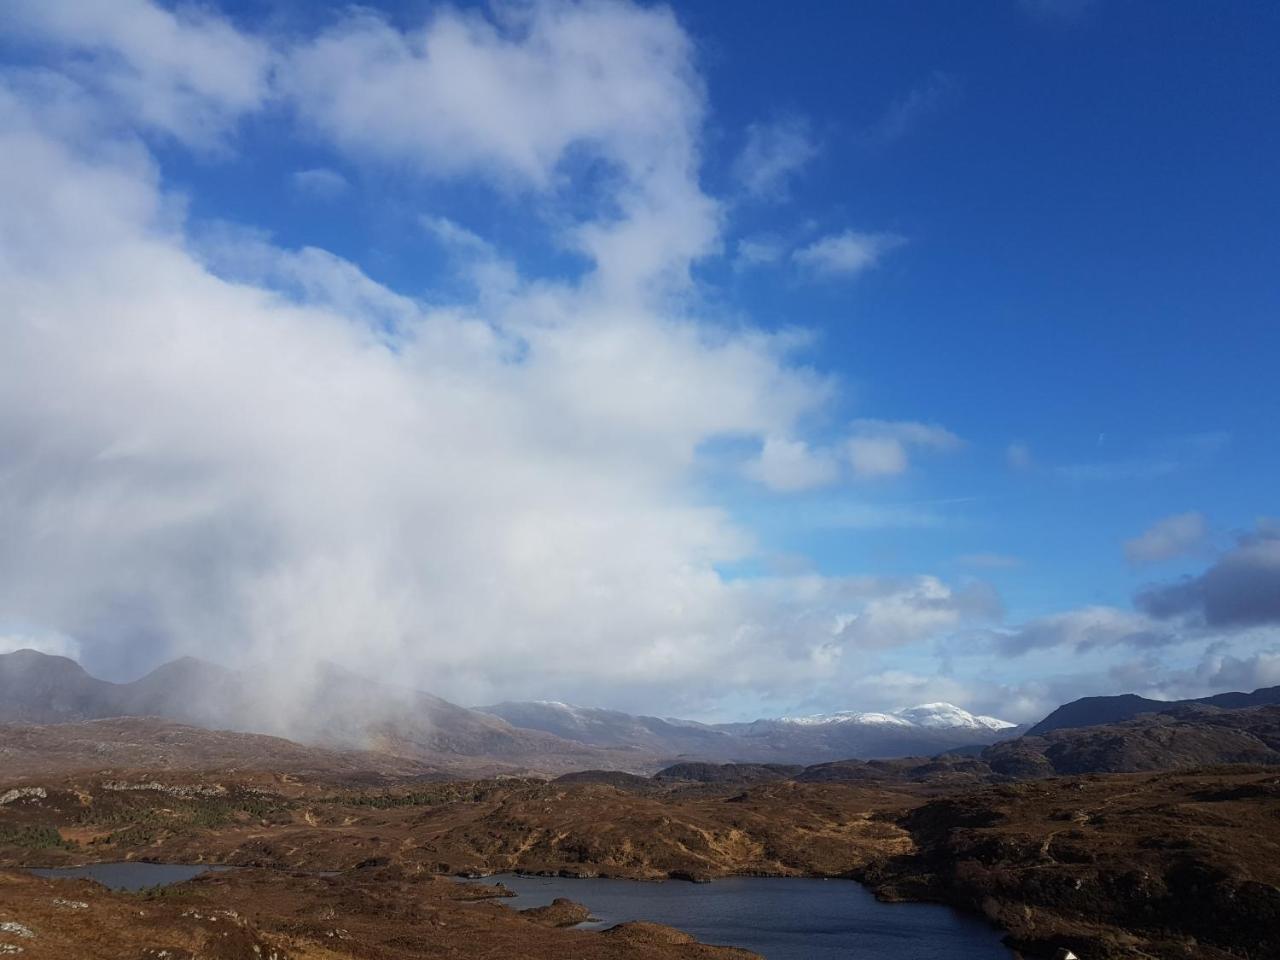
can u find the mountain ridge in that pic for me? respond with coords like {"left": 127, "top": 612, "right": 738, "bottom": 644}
{"left": 4, "top": 650, "right": 1023, "bottom": 768}
{"left": 1026, "top": 684, "right": 1280, "bottom": 736}
{"left": 0, "top": 649, "right": 641, "bottom": 775}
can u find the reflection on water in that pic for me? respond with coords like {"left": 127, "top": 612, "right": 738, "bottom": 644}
{"left": 29, "top": 861, "right": 232, "bottom": 891}
{"left": 487, "top": 873, "right": 1012, "bottom": 960}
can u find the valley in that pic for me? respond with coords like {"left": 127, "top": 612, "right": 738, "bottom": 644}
{"left": 3, "top": 651, "right": 1280, "bottom": 958}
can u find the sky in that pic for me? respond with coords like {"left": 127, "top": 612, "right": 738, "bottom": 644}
{"left": 0, "top": 0, "right": 1277, "bottom": 724}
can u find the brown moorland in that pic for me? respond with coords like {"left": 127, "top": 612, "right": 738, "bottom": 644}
{"left": 2, "top": 716, "right": 1280, "bottom": 958}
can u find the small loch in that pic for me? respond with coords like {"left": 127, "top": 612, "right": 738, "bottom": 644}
{"left": 486, "top": 873, "right": 1013, "bottom": 959}
{"left": 28, "top": 861, "right": 233, "bottom": 892}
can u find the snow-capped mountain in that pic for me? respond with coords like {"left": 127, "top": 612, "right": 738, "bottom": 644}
{"left": 483, "top": 698, "right": 1020, "bottom": 764}
{"left": 780, "top": 702, "right": 1015, "bottom": 732}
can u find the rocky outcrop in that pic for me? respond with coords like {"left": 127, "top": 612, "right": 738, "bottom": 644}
{"left": 519, "top": 897, "right": 592, "bottom": 926}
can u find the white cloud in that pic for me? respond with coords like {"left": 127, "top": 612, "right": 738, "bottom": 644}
{"left": 421, "top": 215, "right": 519, "bottom": 296}
{"left": 793, "top": 230, "right": 904, "bottom": 278}
{"left": 0, "top": 4, "right": 989, "bottom": 718}
{"left": 291, "top": 167, "right": 348, "bottom": 198}
{"left": 5, "top": 0, "right": 271, "bottom": 147}
{"left": 1191, "top": 647, "right": 1280, "bottom": 692}
{"left": 847, "top": 436, "right": 908, "bottom": 478}
{"left": 1124, "top": 511, "right": 1207, "bottom": 566}
{"left": 834, "top": 578, "right": 1000, "bottom": 649}
{"left": 280, "top": 2, "right": 717, "bottom": 296}
{"left": 846, "top": 419, "right": 962, "bottom": 478}
{"left": 733, "top": 116, "right": 817, "bottom": 199}
{"left": 745, "top": 436, "right": 839, "bottom": 492}
{"left": 734, "top": 234, "right": 787, "bottom": 269}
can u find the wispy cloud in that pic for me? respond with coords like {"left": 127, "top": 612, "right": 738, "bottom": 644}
{"left": 865, "top": 71, "right": 959, "bottom": 145}
{"left": 1124, "top": 511, "right": 1207, "bottom": 566}
{"left": 733, "top": 234, "right": 787, "bottom": 270}
{"left": 1054, "top": 432, "right": 1228, "bottom": 483}
{"left": 291, "top": 167, "right": 348, "bottom": 198}
{"left": 793, "top": 230, "right": 905, "bottom": 279}
{"left": 1006, "top": 441, "right": 1034, "bottom": 471}
{"left": 733, "top": 116, "right": 818, "bottom": 200}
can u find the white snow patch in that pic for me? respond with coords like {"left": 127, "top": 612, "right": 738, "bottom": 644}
{"left": 778, "top": 702, "right": 1014, "bottom": 731}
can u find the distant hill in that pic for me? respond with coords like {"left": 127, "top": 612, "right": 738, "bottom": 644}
{"left": 0, "top": 650, "right": 1020, "bottom": 771}
{"left": 1027, "top": 685, "right": 1280, "bottom": 736}
{"left": 616, "top": 705, "right": 1280, "bottom": 785}
{"left": 988, "top": 704, "right": 1280, "bottom": 776}
{"left": 0, "top": 716, "right": 450, "bottom": 781}
{"left": 711, "top": 708, "right": 1021, "bottom": 765}
{"left": 479, "top": 701, "right": 738, "bottom": 757}
{"left": 484, "top": 698, "right": 1021, "bottom": 764}
{"left": 0, "top": 650, "right": 643, "bottom": 775}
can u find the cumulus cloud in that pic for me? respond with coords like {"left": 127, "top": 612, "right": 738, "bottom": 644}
{"left": 1137, "top": 524, "right": 1280, "bottom": 628}
{"left": 846, "top": 419, "right": 962, "bottom": 478}
{"left": 834, "top": 578, "right": 1000, "bottom": 649}
{"left": 745, "top": 436, "right": 839, "bottom": 492}
{"left": 733, "top": 116, "right": 817, "bottom": 199}
{"left": 5, "top": 0, "right": 271, "bottom": 147}
{"left": 0, "top": 0, "right": 988, "bottom": 718}
{"left": 1124, "top": 511, "right": 1207, "bottom": 565}
{"left": 1190, "top": 647, "right": 1280, "bottom": 692}
{"left": 279, "top": 2, "right": 717, "bottom": 296}
{"left": 793, "top": 229, "right": 905, "bottom": 278}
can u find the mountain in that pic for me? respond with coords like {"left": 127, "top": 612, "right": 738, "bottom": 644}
{"left": 715, "top": 712, "right": 1019, "bottom": 765}
{"left": 1027, "top": 684, "right": 1280, "bottom": 736}
{"left": 486, "top": 698, "right": 1019, "bottom": 764}
{"left": 0, "top": 650, "right": 642, "bottom": 775}
{"left": 0, "top": 716, "right": 449, "bottom": 780}
{"left": 987, "top": 703, "right": 1280, "bottom": 776}
{"left": 479, "top": 701, "right": 739, "bottom": 756}
{"left": 778, "top": 702, "right": 1016, "bottom": 733}
{"left": 0, "top": 649, "right": 119, "bottom": 722}
{"left": 1, "top": 650, "right": 1020, "bottom": 771}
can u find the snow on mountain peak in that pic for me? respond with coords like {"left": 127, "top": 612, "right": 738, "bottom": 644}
{"left": 894, "top": 702, "right": 1016, "bottom": 731}
{"left": 780, "top": 702, "right": 1014, "bottom": 731}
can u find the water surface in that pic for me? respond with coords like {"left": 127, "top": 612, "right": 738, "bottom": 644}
{"left": 488, "top": 873, "right": 1011, "bottom": 960}
{"left": 30, "top": 861, "right": 232, "bottom": 891}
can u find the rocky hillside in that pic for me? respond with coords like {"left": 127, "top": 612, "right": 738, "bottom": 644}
{"left": 1027, "top": 683, "right": 1280, "bottom": 735}
{"left": 987, "top": 704, "right": 1280, "bottom": 776}
{"left": 0, "top": 651, "right": 644, "bottom": 775}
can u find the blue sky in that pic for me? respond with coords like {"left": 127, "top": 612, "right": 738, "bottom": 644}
{"left": 1, "top": 0, "right": 1277, "bottom": 721}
